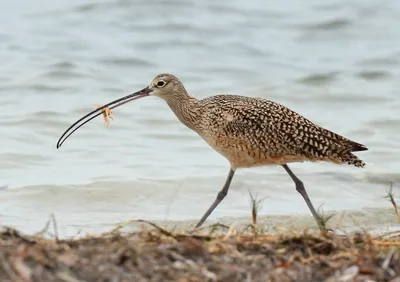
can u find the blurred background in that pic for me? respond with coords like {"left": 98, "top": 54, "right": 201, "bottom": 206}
{"left": 0, "top": 0, "right": 399, "bottom": 237}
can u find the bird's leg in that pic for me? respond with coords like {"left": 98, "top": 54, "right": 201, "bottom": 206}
{"left": 282, "top": 164, "right": 326, "bottom": 231}
{"left": 195, "top": 168, "right": 236, "bottom": 228}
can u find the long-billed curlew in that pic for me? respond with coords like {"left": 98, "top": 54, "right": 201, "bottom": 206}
{"left": 57, "top": 73, "right": 368, "bottom": 231}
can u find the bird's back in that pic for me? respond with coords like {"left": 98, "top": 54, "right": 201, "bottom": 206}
{"left": 195, "top": 94, "right": 367, "bottom": 169}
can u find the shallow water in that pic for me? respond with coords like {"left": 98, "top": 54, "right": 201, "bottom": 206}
{"left": 0, "top": 0, "right": 399, "bottom": 237}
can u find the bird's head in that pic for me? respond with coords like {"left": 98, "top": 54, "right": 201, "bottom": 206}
{"left": 148, "top": 73, "right": 186, "bottom": 101}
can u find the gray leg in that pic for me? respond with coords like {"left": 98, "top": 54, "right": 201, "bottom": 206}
{"left": 195, "top": 169, "right": 236, "bottom": 228}
{"left": 282, "top": 164, "right": 325, "bottom": 231}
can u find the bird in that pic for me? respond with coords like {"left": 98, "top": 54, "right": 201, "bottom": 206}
{"left": 56, "top": 73, "right": 368, "bottom": 231}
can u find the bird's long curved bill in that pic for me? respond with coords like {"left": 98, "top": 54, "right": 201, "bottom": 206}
{"left": 56, "top": 86, "right": 152, "bottom": 149}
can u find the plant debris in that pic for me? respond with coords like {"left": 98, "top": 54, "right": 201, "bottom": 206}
{"left": 0, "top": 221, "right": 399, "bottom": 282}
{"left": 94, "top": 104, "right": 114, "bottom": 127}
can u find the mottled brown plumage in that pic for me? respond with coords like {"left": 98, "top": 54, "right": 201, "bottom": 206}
{"left": 57, "top": 73, "right": 368, "bottom": 232}
{"left": 152, "top": 74, "right": 367, "bottom": 170}
{"left": 200, "top": 95, "right": 366, "bottom": 168}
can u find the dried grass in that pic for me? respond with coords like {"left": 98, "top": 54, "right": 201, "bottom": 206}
{"left": 0, "top": 220, "right": 399, "bottom": 282}
{"left": 385, "top": 183, "right": 400, "bottom": 224}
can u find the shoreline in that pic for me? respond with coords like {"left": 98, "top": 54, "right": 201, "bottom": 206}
{"left": 2, "top": 206, "right": 398, "bottom": 240}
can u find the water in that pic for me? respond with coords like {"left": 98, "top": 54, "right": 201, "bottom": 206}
{"left": 0, "top": 0, "right": 400, "bottom": 237}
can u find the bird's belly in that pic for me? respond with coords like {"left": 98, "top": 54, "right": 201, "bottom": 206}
{"left": 200, "top": 134, "right": 306, "bottom": 169}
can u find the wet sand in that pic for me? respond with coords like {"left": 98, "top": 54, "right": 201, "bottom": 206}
{"left": 144, "top": 207, "right": 400, "bottom": 235}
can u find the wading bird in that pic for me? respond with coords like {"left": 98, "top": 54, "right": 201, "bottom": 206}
{"left": 57, "top": 73, "right": 368, "bottom": 231}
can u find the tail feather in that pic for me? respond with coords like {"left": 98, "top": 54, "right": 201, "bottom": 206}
{"left": 288, "top": 115, "right": 368, "bottom": 168}
{"left": 323, "top": 131, "right": 368, "bottom": 167}
{"left": 350, "top": 142, "right": 368, "bottom": 152}
{"left": 341, "top": 152, "right": 366, "bottom": 168}
{"left": 302, "top": 127, "right": 368, "bottom": 168}
{"left": 319, "top": 127, "right": 368, "bottom": 153}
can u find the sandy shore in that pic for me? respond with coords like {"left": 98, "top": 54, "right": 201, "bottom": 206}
{"left": 107, "top": 206, "right": 400, "bottom": 237}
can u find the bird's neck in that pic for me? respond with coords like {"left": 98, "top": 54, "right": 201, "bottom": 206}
{"left": 165, "top": 93, "right": 201, "bottom": 132}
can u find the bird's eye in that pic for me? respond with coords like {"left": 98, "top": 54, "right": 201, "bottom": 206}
{"left": 157, "top": 80, "right": 165, "bottom": 87}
